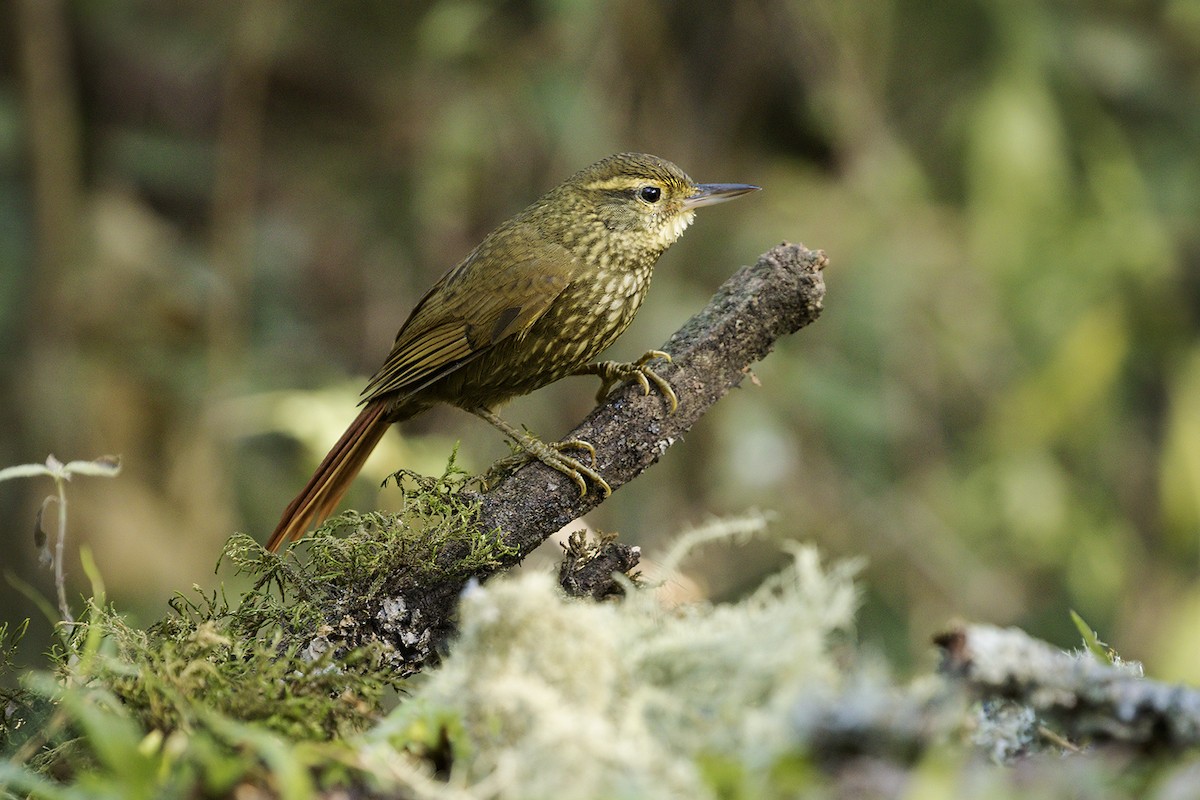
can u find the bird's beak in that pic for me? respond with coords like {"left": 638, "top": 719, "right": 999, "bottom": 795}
{"left": 683, "top": 183, "right": 761, "bottom": 210}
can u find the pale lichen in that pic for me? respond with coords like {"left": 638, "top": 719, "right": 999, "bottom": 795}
{"left": 369, "top": 523, "right": 862, "bottom": 799}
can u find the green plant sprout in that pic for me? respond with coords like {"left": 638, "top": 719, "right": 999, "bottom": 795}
{"left": 0, "top": 455, "right": 121, "bottom": 626}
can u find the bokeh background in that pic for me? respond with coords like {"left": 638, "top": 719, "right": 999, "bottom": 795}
{"left": 2, "top": 0, "right": 1200, "bottom": 677}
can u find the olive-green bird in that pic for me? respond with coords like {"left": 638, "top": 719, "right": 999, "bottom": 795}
{"left": 267, "top": 153, "right": 758, "bottom": 551}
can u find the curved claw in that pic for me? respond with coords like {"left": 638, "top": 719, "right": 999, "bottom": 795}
{"left": 583, "top": 350, "right": 678, "bottom": 414}
{"left": 557, "top": 437, "right": 598, "bottom": 467}
{"left": 562, "top": 456, "right": 612, "bottom": 497}
{"left": 632, "top": 371, "right": 652, "bottom": 395}
{"left": 643, "top": 368, "right": 679, "bottom": 414}
{"left": 637, "top": 350, "right": 672, "bottom": 366}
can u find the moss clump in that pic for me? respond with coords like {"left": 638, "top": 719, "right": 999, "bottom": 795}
{"left": 80, "top": 594, "right": 388, "bottom": 742}
{"left": 0, "top": 458, "right": 522, "bottom": 795}
{"left": 27, "top": 457, "right": 511, "bottom": 749}
{"left": 262, "top": 456, "right": 515, "bottom": 600}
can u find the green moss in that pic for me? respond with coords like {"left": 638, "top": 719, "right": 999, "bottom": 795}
{"left": 76, "top": 455, "right": 510, "bottom": 741}
{"left": 79, "top": 599, "right": 386, "bottom": 741}
{"left": 0, "top": 455, "right": 516, "bottom": 796}
{"left": 0, "top": 456, "right": 522, "bottom": 797}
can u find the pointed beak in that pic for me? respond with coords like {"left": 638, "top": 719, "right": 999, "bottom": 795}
{"left": 683, "top": 183, "right": 760, "bottom": 210}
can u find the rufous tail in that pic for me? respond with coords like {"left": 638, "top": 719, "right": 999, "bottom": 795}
{"left": 267, "top": 401, "right": 392, "bottom": 552}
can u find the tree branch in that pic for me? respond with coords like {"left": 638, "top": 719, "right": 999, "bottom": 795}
{"left": 937, "top": 624, "right": 1200, "bottom": 751}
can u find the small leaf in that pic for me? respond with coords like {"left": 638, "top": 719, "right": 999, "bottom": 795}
{"left": 0, "top": 463, "right": 53, "bottom": 482}
{"left": 1070, "top": 609, "right": 1113, "bottom": 664}
{"left": 34, "top": 496, "right": 55, "bottom": 567}
{"left": 64, "top": 455, "right": 122, "bottom": 478}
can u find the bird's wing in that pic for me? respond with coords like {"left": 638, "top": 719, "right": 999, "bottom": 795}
{"left": 360, "top": 224, "right": 577, "bottom": 403}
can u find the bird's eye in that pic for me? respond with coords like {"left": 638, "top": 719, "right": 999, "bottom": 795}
{"left": 638, "top": 185, "right": 662, "bottom": 204}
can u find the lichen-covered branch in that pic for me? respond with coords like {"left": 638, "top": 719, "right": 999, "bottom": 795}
{"left": 937, "top": 624, "right": 1200, "bottom": 751}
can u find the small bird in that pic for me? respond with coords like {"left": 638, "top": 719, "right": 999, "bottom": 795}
{"left": 267, "top": 153, "right": 758, "bottom": 551}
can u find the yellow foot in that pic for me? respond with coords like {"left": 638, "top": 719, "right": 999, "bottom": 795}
{"left": 579, "top": 350, "right": 678, "bottom": 413}
{"left": 471, "top": 407, "right": 612, "bottom": 497}
{"left": 483, "top": 437, "right": 611, "bottom": 497}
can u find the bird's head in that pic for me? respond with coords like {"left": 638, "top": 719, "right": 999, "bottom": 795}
{"left": 544, "top": 153, "right": 759, "bottom": 260}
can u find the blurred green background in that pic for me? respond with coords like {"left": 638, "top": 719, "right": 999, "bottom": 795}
{"left": 2, "top": 0, "right": 1200, "bottom": 678}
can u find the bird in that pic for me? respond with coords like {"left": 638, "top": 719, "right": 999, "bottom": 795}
{"left": 267, "top": 152, "right": 758, "bottom": 551}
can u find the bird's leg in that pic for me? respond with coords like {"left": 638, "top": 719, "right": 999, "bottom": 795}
{"left": 470, "top": 407, "right": 612, "bottom": 497}
{"left": 573, "top": 350, "right": 678, "bottom": 413}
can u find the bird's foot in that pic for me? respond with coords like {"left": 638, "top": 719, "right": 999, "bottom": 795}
{"left": 471, "top": 407, "right": 612, "bottom": 497}
{"left": 483, "top": 436, "right": 611, "bottom": 497}
{"left": 580, "top": 350, "right": 678, "bottom": 413}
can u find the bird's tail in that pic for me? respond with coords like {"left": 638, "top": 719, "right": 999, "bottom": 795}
{"left": 266, "top": 401, "right": 392, "bottom": 552}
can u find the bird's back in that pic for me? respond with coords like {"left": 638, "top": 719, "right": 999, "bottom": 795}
{"left": 365, "top": 153, "right": 694, "bottom": 415}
